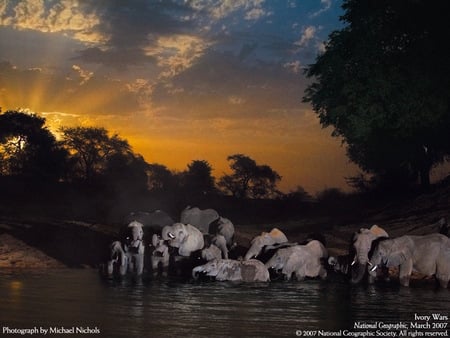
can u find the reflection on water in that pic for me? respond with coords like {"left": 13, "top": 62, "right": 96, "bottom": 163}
{"left": 0, "top": 270, "right": 449, "bottom": 337}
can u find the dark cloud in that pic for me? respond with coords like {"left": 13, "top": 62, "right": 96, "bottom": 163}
{"left": 74, "top": 0, "right": 197, "bottom": 68}
{"left": 151, "top": 49, "right": 308, "bottom": 119}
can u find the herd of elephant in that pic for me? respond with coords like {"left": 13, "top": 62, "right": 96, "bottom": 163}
{"left": 103, "top": 207, "right": 450, "bottom": 288}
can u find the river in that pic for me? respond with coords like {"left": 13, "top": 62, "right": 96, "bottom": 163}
{"left": 0, "top": 269, "right": 449, "bottom": 337}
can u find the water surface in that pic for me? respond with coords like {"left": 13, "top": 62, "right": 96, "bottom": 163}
{"left": 0, "top": 270, "right": 449, "bottom": 337}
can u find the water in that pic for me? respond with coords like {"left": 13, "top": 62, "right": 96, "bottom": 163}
{"left": 0, "top": 269, "right": 449, "bottom": 337}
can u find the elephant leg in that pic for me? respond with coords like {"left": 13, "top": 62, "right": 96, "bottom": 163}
{"left": 436, "top": 255, "right": 449, "bottom": 288}
{"left": 294, "top": 270, "right": 306, "bottom": 281}
{"left": 436, "top": 277, "right": 449, "bottom": 289}
{"left": 319, "top": 266, "right": 327, "bottom": 280}
{"left": 119, "top": 257, "right": 128, "bottom": 276}
{"left": 151, "top": 257, "right": 158, "bottom": 272}
{"left": 107, "top": 259, "right": 115, "bottom": 276}
{"left": 119, "top": 254, "right": 128, "bottom": 276}
{"left": 435, "top": 269, "right": 449, "bottom": 288}
{"left": 398, "top": 260, "right": 413, "bottom": 287}
{"left": 135, "top": 254, "right": 144, "bottom": 275}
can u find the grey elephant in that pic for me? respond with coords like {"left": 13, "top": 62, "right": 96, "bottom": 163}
{"left": 210, "top": 217, "right": 235, "bottom": 246}
{"left": 192, "top": 259, "right": 270, "bottom": 282}
{"left": 180, "top": 206, "right": 219, "bottom": 233}
{"left": 244, "top": 228, "right": 288, "bottom": 261}
{"left": 106, "top": 241, "right": 128, "bottom": 276}
{"left": 107, "top": 221, "right": 145, "bottom": 276}
{"left": 350, "top": 224, "right": 389, "bottom": 284}
{"left": 150, "top": 234, "right": 170, "bottom": 275}
{"left": 161, "top": 222, "right": 205, "bottom": 257}
{"left": 265, "top": 240, "right": 328, "bottom": 281}
{"left": 369, "top": 233, "right": 450, "bottom": 288}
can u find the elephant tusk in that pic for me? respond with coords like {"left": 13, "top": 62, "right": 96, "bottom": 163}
{"left": 367, "top": 262, "right": 373, "bottom": 267}
{"left": 370, "top": 265, "right": 377, "bottom": 272}
{"left": 351, "top": 260, "right": 356, "bottom": 266}
{"left": 168, "top": 232, "right": 175, "bottom": 239}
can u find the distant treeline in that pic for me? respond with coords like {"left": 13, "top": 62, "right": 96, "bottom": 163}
{"left": 0, "top": 110, "right": 316, "bottom": 223}
{"left": 1, "top": 109, "right": 448, "bottom": 226}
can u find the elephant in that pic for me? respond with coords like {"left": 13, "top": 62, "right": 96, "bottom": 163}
{"left": 369, "top": 233, "right": 450, "bottom": 288}
{"left": 150, "top": 234, "right": 170, "bottom": 275}
{"left": 201, "top": 244, "right": 222, "bottom": 261}
{"left": 106, "top": 241, "right": 128, "bottom": 276}
{"left": 244, "top": 228, "right": 288, "bottom": 261}
{"left": 209, "top": 217, "right": 235, "bottom": 246}
{"left": 192, "top": 259, "right": 270, "bottom": 282}
{"left": 180, "top": 206, "right": 220, "bottom": 233}
{"left": 122, "top": 221, "right": 145, "bottom": 275}
{"left": 256, "top": 242, "right": 299, "bottom": 264}
{"left": 265, "top": 240, "right": 328, "bottom": 281}
{"left": 350, "top": 224, "right": 389, "bottom": 284}
{"left": 125, "top": 210, "right": 174, "bottom": 232}
{"left": 161, "top": 222, "right": 204, "bottom": 257}
{"left": 106, "top": 221, "right": 145, "bottom": 276}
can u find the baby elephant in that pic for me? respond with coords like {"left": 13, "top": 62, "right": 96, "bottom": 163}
{"left": 192, "top": 259, "right": 270, "bottom": 282}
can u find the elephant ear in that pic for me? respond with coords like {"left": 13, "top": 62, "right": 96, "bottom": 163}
{"left": 369, "top": 225, "right": 389, "bottom": 238}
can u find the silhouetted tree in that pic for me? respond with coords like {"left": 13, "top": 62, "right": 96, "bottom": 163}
{"left": 102, "top": 153, "right": 149, "bottom": 194}
{"left": 218, "top": 154, "right": 281, "bottom": 198}
{"left": 183, "top": 160, "right": 216, "bottom": 195}
{"left": 303, "top": 0, "right": 450, "bottom": 189}
{"left": 0, "top": 110, "right": 67, "bottom": 181}
{"left": 147, "top": 163, "right": 176, "bottom": 192}
{"left": 60, "top": 127, "right": 131, "bottom": 181}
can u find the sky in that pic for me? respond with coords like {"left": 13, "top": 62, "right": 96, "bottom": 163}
{"left": 0, "top": 0, "right": 361, "bottom": 194}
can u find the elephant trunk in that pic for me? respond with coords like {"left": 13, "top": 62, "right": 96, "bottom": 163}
{"left": 350, "top": 262, "right": 367, "bottom": 284}
{"left": 244, "top": 244, "right": 261, "bottom": 261}
{"left": 161, "top": 226, "right": 176, "bottom": 241}
{"left": 192, "top": 266, "right": 204, "bottom": 280}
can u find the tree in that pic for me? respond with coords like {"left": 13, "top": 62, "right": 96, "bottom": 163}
{"left": 0, "top": 110, "right": 67, "bottom": 181}
{"left": 60, "top": 126, "right": 131, "bottom": 181}
{"left": 183, "top": 160, "right": 216, "bottom": 195}
{"left": 218, "top": 154, "right": 281, "bottom": 198}
{"left": 303, "top": 0, "right": 450, "bottom": 188}
{"left": 147, "top": 163, "right": 176, "bottom": 192}
{"left": 102, "top": 153, "right": 149, "bottom": 194}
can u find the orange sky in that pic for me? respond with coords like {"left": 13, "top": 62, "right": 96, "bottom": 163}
{"left": 0, "top": 0, "right": 361, "bottom": 194}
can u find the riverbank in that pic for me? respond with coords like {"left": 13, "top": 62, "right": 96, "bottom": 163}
{"left": 0, "top": 182, "right": 449, "bottom": 270}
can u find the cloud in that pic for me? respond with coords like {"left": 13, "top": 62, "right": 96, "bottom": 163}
{"left": 191, "top": 0, "right": 267, "bottom": 20}
{"left": 309, "top": 0, "right": 333, "bottom": 18}
{"left": 295, "top": 26, "right": 317, "bottom": 48}
{"left": 145, "top": 34, "right": 212, "bottom": 78}
{"left": 0, "top": 0, "right": 103, "bottom": 43}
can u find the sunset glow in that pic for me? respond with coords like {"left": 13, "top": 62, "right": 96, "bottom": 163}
{"left": 0, "top": 0, "right": 358, "bottom": 193}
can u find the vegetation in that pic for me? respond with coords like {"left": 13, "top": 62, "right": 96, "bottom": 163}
{"left": 0, "top": 110, "right": 302, "bottom": 224}
{"left": 303, "top": 0, "right": 450, "bottom": 189}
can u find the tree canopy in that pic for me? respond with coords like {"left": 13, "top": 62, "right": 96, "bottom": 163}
{"left": 60, "top": 126, "right": 131, "bottom": 181}
{"left": 0, "top": 110, "right": 67, "bottom": 181}
{"left": 218, "top": 154, "right": 281, "bottom": 198}
{"left": 303, "top": 0, "right": 450, "bottom": 188}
